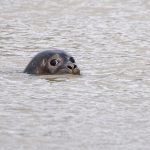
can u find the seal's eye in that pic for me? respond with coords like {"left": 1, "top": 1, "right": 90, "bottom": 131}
{"left": 50, "top": 59, "right": 59, "bottom": 66}
{"left": 69, "top": 57, "right": 75, "bottom": 63}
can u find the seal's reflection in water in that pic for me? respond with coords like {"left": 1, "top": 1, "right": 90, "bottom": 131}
{"left": 40, "top": 74, "right": 81, "bottom": 83}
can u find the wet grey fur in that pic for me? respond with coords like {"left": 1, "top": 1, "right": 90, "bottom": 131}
{"left": 24, "top": 49, "right": 80, "bottom": 75}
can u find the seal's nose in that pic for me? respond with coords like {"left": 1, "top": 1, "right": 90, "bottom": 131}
{"left": 67, "top": 64, "right": 77, "bottom": 70}
{"left": 67, "top": 64, "right": 80, "bottom": 75}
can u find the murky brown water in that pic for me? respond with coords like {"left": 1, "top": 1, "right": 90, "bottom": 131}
{"left": 1, "top": 0, "right": 150, "bottom": 149}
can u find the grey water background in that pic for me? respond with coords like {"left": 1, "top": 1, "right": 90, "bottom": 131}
{"left": 0, "top": 0, "right": 150, "bottom": 149}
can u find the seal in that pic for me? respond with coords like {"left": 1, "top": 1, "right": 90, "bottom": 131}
{"left": 24, "top": 49, "right": 80, "bottom": 75}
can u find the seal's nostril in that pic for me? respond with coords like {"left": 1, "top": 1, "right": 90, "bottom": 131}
{"left": 67, "top": 66, "right": 72, "bottom": 70}
{"left": 74, "top": 65, "right": 77, "bottom": 69}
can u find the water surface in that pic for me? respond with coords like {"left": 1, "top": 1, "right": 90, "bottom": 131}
{"left": 0, "top": 0, "right": 150, "bottom": 150}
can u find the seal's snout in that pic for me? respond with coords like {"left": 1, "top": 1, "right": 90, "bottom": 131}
{"left": 67, "top": 64, "right": 80, "bottom": 75}
{"left": 67, "top": 64, "right": 77, "bottom": 70}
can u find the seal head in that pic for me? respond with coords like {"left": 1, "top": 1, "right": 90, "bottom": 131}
{"left": 24, "top": 50, "right": 80, "bottom": 75}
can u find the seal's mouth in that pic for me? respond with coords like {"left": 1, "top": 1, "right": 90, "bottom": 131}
{"left": 68, "top": 68, "right": 80, "bottom": 75}
{"left": 55, "top": 66, "right": 80, "bottom": 75}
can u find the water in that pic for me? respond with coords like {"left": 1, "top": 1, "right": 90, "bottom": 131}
{"left": 0, "top": 0, "right": 150, "bottom": 149}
